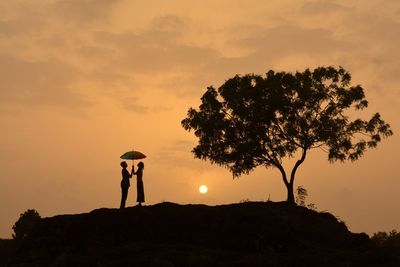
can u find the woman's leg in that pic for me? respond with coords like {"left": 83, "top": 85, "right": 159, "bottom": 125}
{"left": 137, "top": 181, "right": 145, "bottom": 203}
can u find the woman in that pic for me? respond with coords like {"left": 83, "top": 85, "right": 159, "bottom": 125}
{"left": 120, "top": 161, "right": 133, "bottom": 209}
{"left": 133, "top": 161, "right": 145, "bottom": 206}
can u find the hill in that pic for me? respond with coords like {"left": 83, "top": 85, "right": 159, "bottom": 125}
{"left": 6, "top": 202, "right": 400, "bottom": 266}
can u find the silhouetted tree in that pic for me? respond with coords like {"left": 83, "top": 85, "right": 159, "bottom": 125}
{"left": 182, "top": 66, "right": 393, "bottom": 204}
{"left": 12, "top": 209, "right": 41, "bottom": 242}
{"left": 372, "top": 230, "right": 400, "bottom": 254}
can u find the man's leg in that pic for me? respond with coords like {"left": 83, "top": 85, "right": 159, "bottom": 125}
{"left": 120, "top": 187, "right": 128, "bottom": 209}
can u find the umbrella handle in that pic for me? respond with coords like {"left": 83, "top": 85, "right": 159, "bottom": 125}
{"left": 132, "top": 148, "right": 135, "bottom": 172}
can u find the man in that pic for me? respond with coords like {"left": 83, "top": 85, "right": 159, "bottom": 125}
{"left": 120, "top": 161, "right": 133, "bottom": 209}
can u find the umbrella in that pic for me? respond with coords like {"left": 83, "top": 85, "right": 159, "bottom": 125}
{"left": 120, "top": 150, "right": 146, "bottom": 160}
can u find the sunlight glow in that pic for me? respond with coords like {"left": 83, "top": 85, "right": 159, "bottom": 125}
{"left": 199, "top": 185, "right": 208, "bottom": 194}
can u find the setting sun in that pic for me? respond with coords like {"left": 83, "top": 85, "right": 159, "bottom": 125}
{"left": 199, "top": 185, "right": 208, "bottom": 194}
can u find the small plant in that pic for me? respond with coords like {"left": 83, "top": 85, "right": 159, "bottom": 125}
{"left": 295, "top": 186, "right": 317, "bottom": 210}
{"left": 306, "top": 203, "right": 317, "bottom": 211}
{"left": 295, "top": 186, "right": 308, "bottom": 207}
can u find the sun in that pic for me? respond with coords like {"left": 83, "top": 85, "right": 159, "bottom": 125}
{"left": 199, "top": 185, "right": 208, "bottom": 194}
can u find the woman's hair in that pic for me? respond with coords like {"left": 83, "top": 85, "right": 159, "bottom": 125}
{"left": 138, "top": 161, "right": 144, "bottom": 169}
{"left": 120, "top": 161, "right": 128, "bottom": 168}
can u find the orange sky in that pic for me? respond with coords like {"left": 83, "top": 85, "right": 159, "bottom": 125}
{"left": 1, "top": 0, "right": 399, "bottom": 238}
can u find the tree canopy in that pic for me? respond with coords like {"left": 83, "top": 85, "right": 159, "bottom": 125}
{"left": 182, "top": 66, "right": 393, "bottom": 204}
{"left": 12, "top": 209, "right": 41, "bottom": 242}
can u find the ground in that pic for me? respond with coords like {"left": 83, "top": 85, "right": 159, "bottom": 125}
{"left": 3, "top": 202, "right": 400, "bottom": 266}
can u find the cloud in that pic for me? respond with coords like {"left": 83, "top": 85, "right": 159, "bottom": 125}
{"left": 236, "top": 25, "right": 349, "bottom": 59}
{"left": 0, "top": 2, "right": 46, "bottom": 37}
{"left": 301, "top": 1, "right": 347, "bottom": 15}
{"left": 0, "top": 54, "right": 87, "bottom": 108}
{"left": 0, "top": 0, "right": 123, "bottom": 110}
{"left": 0, "top": 0, "right": 121, "bottom": 39}
{"left": 151, "top": 14, "right": 188, "bottom": 32}
{"left": 120, "top": 96, "right": 149, "bottom": 113}
{"left": 87, "top": 18, "right": 353, "bottom": 100}
{"left": 93, "top": 23, "right": 221, "bottom": 75}
{"left": 51, "top": 0, "right": 122, "bottom": 26}
{"left": 85, "top": 15, "right": 228, "bottom": 98}
{"left": 328, "top": 9, "right": 400, "bottom": 97}
{"left": 1, "top": 0, "right": 399, "bottom": 112}
{"left": 153, "top": 139, "right": 207, "bottom": 170}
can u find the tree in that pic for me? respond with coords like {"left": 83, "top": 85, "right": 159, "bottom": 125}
{"left": 181, "top": 66, "right": 393, "bottom": 204}
{"left": 12, "top": 209, "right": 41, "bottom": 242}
{"left": 372, "top": 230, "right": 400, "bottom": 254}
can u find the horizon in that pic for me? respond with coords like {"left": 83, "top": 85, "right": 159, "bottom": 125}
{"left": 1, "top": 0, "right": 399, "bottom": 238}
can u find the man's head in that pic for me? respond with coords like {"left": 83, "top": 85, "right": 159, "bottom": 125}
{"left": 120, "top": 161, "right": 128, "bottom": 168}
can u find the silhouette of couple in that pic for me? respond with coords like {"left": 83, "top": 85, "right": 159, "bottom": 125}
{"left": 120, "top": 161, "right": 145, "bottom": 209}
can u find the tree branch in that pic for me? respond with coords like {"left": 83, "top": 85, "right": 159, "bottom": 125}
{"left": 310, "top": 142, "right": 327, "bottom": 149}
{"left": 274, "top": 162, "right": 289, "bottom": 187}
{"left": 261, "top": 138, "right": 280, "bottom": 165}
{"left": 275, "top": 123, "right": 303, "bottom": 148}
{"left": 290, "top": 148, "right": 307, "bottom": 185}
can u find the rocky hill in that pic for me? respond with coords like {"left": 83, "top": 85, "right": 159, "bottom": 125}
{"left": 7, "top": 202, "right": 400, "bottom": 266}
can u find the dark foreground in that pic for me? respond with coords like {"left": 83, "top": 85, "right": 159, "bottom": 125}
{"left": 4, "top": 202, "right": 400, "bottom": 266}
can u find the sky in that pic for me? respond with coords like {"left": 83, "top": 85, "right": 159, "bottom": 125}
{"left": 0, "top": 0, "right": 399, "bottom": 238}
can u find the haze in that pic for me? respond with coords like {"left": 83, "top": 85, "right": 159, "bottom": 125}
{"left": 1, "top": 0, "right": 399, "bottom": 238}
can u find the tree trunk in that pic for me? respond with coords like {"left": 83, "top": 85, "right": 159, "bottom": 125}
{"left": 286, "top": 148, "right": 307, "bottom": 205}
{"left": 274, "top": 161, "right": 298, "bottom": 205}
{"left": 275, "top": 163, "right": 294, "bottom": 204}
{"left": 286, "top": 182, "right": 295, "bottom": 205}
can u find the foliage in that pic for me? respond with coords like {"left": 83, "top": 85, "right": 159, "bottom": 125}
{"left": 0, "top": 238, "right": 17, "bottom": 266}
{"left": 372, "top": 230, "right": 400, "bottom": 253}
{"left": 295, "top": 185, "right": 317, "bottom": 210}
{"left": 182, "top": 66, "right": 393, "bottom": 203}
{"left": 12, "top": 209, "right": 41, "bottom": 242}
{"left": 295, "top": 185, "right": 308, "bottom": 206}
{"left": 0, "top": 209, "right": 40, "bottom": 265}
